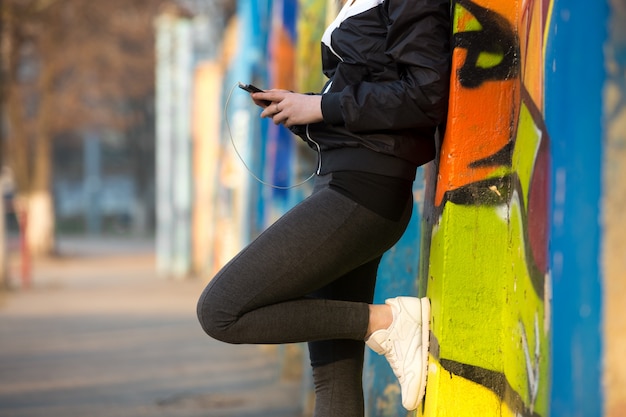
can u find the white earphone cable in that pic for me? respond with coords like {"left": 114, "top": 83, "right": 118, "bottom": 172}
{"left": 224, "top": 82, "right": 316, "bottom": 190}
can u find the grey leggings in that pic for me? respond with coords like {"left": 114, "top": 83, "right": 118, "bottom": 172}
{"left": 197, "top": 173, "right": 413, "bottom": 417}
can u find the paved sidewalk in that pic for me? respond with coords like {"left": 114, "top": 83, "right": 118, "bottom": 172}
{"left": 0, "top": 237, "right": 304, "bottom": 417}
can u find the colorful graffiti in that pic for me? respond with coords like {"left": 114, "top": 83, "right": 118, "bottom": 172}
{"left": 419, "top": 0, "right": 552, "bottom": 416}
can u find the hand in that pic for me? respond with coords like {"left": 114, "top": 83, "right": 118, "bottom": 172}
{"left": 255, "top": 90, "right": 323, "bottom": 127}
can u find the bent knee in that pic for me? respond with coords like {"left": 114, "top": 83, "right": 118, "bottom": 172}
{"left": 196, "top": 292, "right": 241, "bottom": 344}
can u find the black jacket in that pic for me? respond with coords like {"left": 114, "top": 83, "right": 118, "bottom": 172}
{"left": 295, "top": 0, "right": 450, "bottom": 180}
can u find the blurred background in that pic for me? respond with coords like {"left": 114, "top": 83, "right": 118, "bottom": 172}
{"left": 0, "top": 0, "right": 624, "bottom": 416}
{"left": 0, "top": 1, "right": 326, "bottom": 416}
{"left": 0, "top": 0, "right": 330, "bottom": 281}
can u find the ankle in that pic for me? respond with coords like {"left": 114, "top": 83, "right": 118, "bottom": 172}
{"left": 365, "top": 304, "right": 393, "bottom": 339}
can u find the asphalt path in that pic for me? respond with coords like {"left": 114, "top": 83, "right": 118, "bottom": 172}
{"left": 0, "top": 238, "right": 304, "bottom": 417}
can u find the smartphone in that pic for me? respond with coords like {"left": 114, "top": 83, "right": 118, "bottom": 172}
{"left": 238, "top": 82, "right": 272, "bottom": 106}
{"left": 238, "top": 82, "right": 264, "bottom": 93}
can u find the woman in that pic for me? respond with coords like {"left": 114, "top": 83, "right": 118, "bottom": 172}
{"left": 197, "top": 0, "right": 450, "bottom": 415}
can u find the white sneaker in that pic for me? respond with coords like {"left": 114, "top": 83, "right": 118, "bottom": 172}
{"left": 365, "top": 296, "right": 430, "bottom": 410}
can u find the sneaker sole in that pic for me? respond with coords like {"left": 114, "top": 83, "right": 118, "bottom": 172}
{"left": 418, "top": 297, "right": 431, "bottom": 406}
{"left": 399, "top": 297, "right": 431, "bottom": 411}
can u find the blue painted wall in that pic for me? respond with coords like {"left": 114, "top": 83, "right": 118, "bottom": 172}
{"left": 545, "top": 0, "right": 608, "bottom": 415}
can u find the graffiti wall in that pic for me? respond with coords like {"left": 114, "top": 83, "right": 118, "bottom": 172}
{"left": 420, "top": 0, "right": 552, "bottom": 415}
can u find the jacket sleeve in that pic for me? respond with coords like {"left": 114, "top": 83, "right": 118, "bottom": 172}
{"left": 322, "top": 0, "right": 451, "bottom": 132}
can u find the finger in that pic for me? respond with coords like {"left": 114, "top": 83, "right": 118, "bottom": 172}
{"left": 260, "top": 106, "right": 272, "bottom": 118}
{"left": 253, "top": 98, "right": 271, "bottom": 108}
{"left": 273, "top": 114, "right": 284, "bottom": 125}
{"left": 273, "top": 110, "right": 289, "bottom": 125}
{"left": 254, "top": 90, "right": 287, "bottom": 104}
{"left": 261, "top": 102, "right": 278, "bottom": 118}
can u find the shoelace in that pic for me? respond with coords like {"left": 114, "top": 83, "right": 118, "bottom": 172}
{"left": 383, "top": 339, "right": 406, "bottom": 383}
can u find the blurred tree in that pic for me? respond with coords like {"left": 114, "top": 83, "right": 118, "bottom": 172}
{"left": 1, "top": 0, "right": 167, "bottom": 254}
